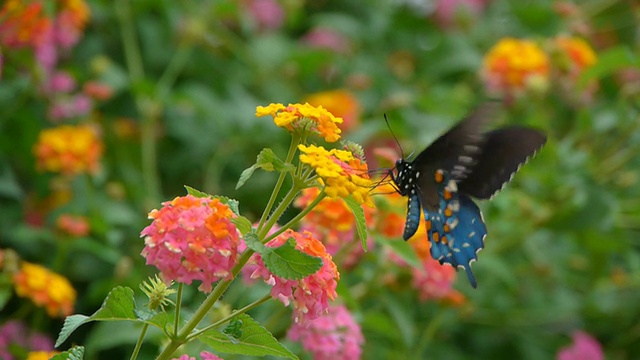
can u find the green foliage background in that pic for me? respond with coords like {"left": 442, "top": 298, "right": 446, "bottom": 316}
{"left": 1, "top": 0, "right": 639, "bottom": 359}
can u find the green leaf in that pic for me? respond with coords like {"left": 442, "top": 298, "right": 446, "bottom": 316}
{"left": 262, "top": 238, "right": 323, "bottom": 280}
{"left": 243, "top": 232, "right": 266, "bottom": 253}
{"left": 579, "top": 46, "right": 640, "bottom": 87}
{"left": 199, "top": 313, "right": 298, "bottom": 359}
{"left": 236, "top": 148, "right": 294, "bottom": 189}
{"left": 55, "top": 286, "right": 138, "bottom": 347}
{"left": 343, "top": 196, "right": 369, "bottom": 251}
{"left": 377, "top": 236, "right": 421, "bottom": 268}
{"left": 50, "top": 346, "right": 85, "bottom": 360}
{"left": 185, "top": 185, "right": 211, "bottom": 198}
{"left": 232, "top": 216, "right": 253, "bottom": 235}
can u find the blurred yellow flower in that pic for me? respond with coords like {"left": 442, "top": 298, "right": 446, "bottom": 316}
{"left": 33, "top": 124, "right": 103, "bottom": 175}
{"left": 298, "top": 144, "right": 373, "bottom": 206}
{"left": 13, "top": 262, "right": 76, "bottom": 317}
{"left": 26, "top": 351, "right": 60, "bottom": 360}
{"left": 481, "top": 38, "right": 550, "bottom": 96}
{"left": 304, "top": 89, "right": 361, "bottom": 132}
{"left": 256, "top": 102, "right": 343, "bottom": 142}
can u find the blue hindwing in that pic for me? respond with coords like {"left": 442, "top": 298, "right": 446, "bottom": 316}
{"left": 425, "top": 170, "right": 487, "bottom": 288}
{"left": 402, "top": 193, "right": 422, "bottom": 240}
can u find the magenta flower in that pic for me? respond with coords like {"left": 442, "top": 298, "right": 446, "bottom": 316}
{"left": 557, "top": 331, "right": 604, "bottom": 360}
{"left": 433, "top": 0, "right": 487, "bottom": 27}
{"left": 288, "top": 304, "right": 364, "bottom": 360}
{"left": 0, "top": 321, "right": 54, "bottom": 360}
{"left": 243, "top": 0, "right": 285, "bottom": 31}
{"left": 412, "top": 256, "right": 457, "bottom": 301}
{"left": 172, "top": 353, "right": 223, "bottom": 360}
{"left": 302, "top": 27, "right": 351, "bottom": 54}
{"left": 141, "top": 195, "right": 240, "bottom": 292}
{"left": 246, "top": 229, "right": 340, "bottom": 323}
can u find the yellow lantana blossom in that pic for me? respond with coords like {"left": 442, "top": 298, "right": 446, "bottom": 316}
{"left": 298, "top": 144, "right": 373, "bottom": 206}
{"left": 554, "top": 36, "right": 597, "bottom": 77}
{"left": 13, "top": 262, "right": 76, "bottom": 317}
{"left": 256, "top": 103, "right": 343, "bottom": 142}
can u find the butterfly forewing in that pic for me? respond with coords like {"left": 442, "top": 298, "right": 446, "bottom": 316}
{"left": 457, "top": 127, "right": 547, "bottom": 199}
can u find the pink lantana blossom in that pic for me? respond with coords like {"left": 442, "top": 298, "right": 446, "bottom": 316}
{"left": 172, "top": 352, "right": 223, "bottom": 360}
{"left": 288, "top": 304, "right": 364, "bottom": 360}
{"left": 141, "top": 195, "right": 240, "bottom": 293}
{"left": 557, "top": 331, "right": 604, "bottom": 360}
{"left": 246, "top": 229, "right": 340, "bottom": 323}
{"left": 412, "top": 256, "right": 457, "bottom": 301}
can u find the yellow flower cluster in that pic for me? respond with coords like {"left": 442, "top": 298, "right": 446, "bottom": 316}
{"left": 481, "top": 38, "right": 550, "bottom": 94}
{"left": 256, "top": 103, "right": 343, "bottom": 142}
{"left": 13, "top": 262, "right": 77, "bottom": 317}
{"left": 33, "top": 124, "right": 103, "bottom": 175}
{"left": 298, "top": 144, "right": 373, "bottom": 206}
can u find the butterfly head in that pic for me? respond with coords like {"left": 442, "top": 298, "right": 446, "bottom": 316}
{"left": 390, "top": 158, "right": 419, "bottom": 197}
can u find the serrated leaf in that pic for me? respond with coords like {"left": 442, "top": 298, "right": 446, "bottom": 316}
{"left": 199, "top": 314, "right": 298, "bottom": 359}
{"left": 236, "top": 148, "right": 294, "bottom": 189}
{"left": 185, "top": 185, "right": 211, "bottom": 198}
{"left": 50, "top": 346, "right": 84, "bottom": 360}
{"left": 262, "top": 238, "right": 323, "bottom": 280}
{"left": 213, "top": 196, "right": 240, "bottom": 215}
{"left": 243, "top": 232, "right": 265, "bottom": 253}
{"left": 55, "top": 286, "right": 138, "bottom": 347}
{"left": 377, "top": 236, "right": 421, "bottom": 268}
{"left": 343, "top": 196, "right": 369, "bottom": 251}
{"left": 232, "top": 216, "right": 253, "bottom": 235}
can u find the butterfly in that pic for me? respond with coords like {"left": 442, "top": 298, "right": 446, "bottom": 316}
{"left": 390, "top": 103, "right": 546, "bottom": 288}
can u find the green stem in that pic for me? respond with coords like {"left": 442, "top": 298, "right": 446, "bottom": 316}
{"left": 156, "top": 44, "right": 193, "bottom": 101}
{"left": 257, "top": 135, "right": 300, "bottom": 232}
{"left": 155, "top": 251, "right": 254, "bottom": 360}
{"left": 116, "top": 0, "right": 161, "bottom": 208}
{"left": 262, "top": 189, "right": 327, "bottom": 244}
{"left": 130, "top": 323, "right": 149, "bottom": 360}
{"left": 173, "top": 283, "right": 184, "bottom": 336}
{"left": 187, "top": 294, "right": 271, "bottom": 341}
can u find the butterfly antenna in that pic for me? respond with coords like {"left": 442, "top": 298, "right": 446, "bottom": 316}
{"left": 384, "top": 114, "right": 404, "bottom": 159}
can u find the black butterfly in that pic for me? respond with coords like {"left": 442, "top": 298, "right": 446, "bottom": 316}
{"left": 390, "top": 103, "right": 546, "bottom": 288}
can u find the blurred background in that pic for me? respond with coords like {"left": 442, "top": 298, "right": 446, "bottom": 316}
{"left": 0, "top": 0, "right": 639, "bottom": 359}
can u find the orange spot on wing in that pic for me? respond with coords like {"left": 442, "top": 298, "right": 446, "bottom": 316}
{"left": 444, "top": 207, "right": 453, "bottom": 217}
{"left": 434, "top": 170, "right": 444, "bottom": 183}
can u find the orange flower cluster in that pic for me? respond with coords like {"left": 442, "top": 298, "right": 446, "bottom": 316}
{"left": 481, "top": 36, "right": 598, "bottom": 98}
{"left": 26, "top": 351, "right": 61, "bottom": 360}
{"left": 0, "top": 0, "right": 50, "bottom": 47}
{"left": 0, "top": 0, "right": 90, "bottom": 48}
{"left": 304, "top": 89, "right": 361, "bottom": 132}
{"left": 33, "top": 124, "right": 103, "bottom": 175}
{"left": 13, "top": 262, "right": 76, "bottom": 317}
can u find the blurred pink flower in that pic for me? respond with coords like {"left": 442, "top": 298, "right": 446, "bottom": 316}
{"left": 172, "top": 352, "right": 223, "bottom": 360}
{"left": 141, "top": 195, "right": 240, "bottom": 293}
{"left": 557, "top": 331, "right": 604, "bottom": 360}
{"left": 288, "top": 304, "right": 364, "bottom": 360}
{"left": 47, "top": 94, "right": 92, "bottom": 120}
{"left": 412, "top": 256, "right": 457, "bottom": 301}
{"left": 56, "top": 214, "right": 90, "bottom": 237}
{"left": 246, "top": 229, "right": 340, "bottom": 323}
{"left": 243, "top": 0, "right": 285, "bottom": 31}
{"left": 44, "top": 71, "right": 76, "bottom": 94}
{"left": 302, "top": 27, "right": 350, "bottom": 53}
{"left": 0, "top": 321, "right": 54, "bottom": 360}
{"left": 434, "top": 0, "right": 487, "bottom": 27}
{"left": 83, "top": 81, "right": 114, "bottom": 100}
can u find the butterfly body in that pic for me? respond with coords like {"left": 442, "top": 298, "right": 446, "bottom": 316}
{"left": 391, "top": 104, "right": 546, "bottom": 288}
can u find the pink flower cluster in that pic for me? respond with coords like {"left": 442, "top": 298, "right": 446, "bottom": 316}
{"left": 557, "top": 331, "right": 604, "bottom": 360}
{"left": 141, "top": 195, "right": 240, "bottom": 293}
{"left": 245, "top": 229, "right": 340, "bottom": 323}
{"left": 288, "top": 304, "right": 364, "bottom": 360}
